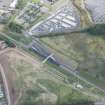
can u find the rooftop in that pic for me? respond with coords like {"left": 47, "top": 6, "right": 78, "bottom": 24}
{"left": 0, "top": 0, "right": 13, "bottom": 10}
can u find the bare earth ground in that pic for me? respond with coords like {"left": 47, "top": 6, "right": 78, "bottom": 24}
{"left": 0, "top": 48, "right": 42, "bottom": 105}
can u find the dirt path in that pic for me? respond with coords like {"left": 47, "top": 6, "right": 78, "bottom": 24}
{"left": 0, "top": 48, "right": 41, "bottom": 105}
{"left": 72, "top": 0, "right": 92, "bottom": 28}
{"left": 0, "top": 64, "right": 11, "bottom": 105}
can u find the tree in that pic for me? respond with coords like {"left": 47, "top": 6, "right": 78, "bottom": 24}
{"left": 8, "top": 22, "right": 23, "bottom": 33}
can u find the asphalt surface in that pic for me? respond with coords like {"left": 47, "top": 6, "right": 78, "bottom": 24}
{"left": 0, "top": 0, "right": 12, "bottom": 10}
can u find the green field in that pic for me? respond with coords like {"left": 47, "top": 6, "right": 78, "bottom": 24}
{"left": 38, "top": 0, "right": 105, "bottom": 91}
{"left": 0, "top": 49, "right": 96, "bottom": 105}
{"left": 40, "top": 29, "right": 105, "bottom": 93}
{"left": 0, "top": 0, "right": 105, "bottom": 104}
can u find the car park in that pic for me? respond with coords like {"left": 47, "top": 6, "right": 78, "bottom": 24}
{"left": 29, "top": 5, "right": 80, "bottom": 36}
{"left": 85, "top": 0, "right": 105, "bottom": 23}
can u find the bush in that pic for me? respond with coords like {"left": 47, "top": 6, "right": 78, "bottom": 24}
{"left": 8, "top": 22, "right": 23, "bottom": 33}
{"left": 62, "top": 100, "right": 94, "bottom": 105}
{"left": 83, "top": 24, "right": 105, "bottom": 35}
